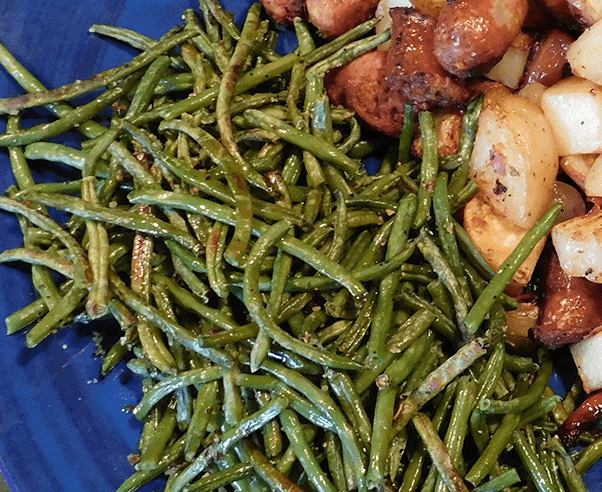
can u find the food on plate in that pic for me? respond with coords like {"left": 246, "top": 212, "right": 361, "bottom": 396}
{"left": 469, "top": 89, "right": 559, "bottom": 229}
{"left": 533, "top": 247, "right": 602, "bottom": 347}
{"left": 463, "top": 191, "right": 548, "bottom": 296}
{"left": 521, "top": 28, "right": 574, "bottom": 88}
{"left": 306, "top": 0, "right": 381, "bottom": 38}
{"left": 384, "top": 8, "right": 471, "bottom": 110}
{"left": 260, "top": 0, "right": 306, "bottom": 25}
{"left": 3, "top": 0, "right": 602, "bottom": 490}
{"left": 433, "top": 0, "right": 529, "bottom": 78}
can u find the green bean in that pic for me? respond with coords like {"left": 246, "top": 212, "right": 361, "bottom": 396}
{"left": 244, "top": 109, "right": 362, "bottom": 176}
{"left": 448, "top": 94, "right": 484, "bottom": 197}
{"left": 308, "top": 29, "right": 392, "bottom": 76}
{"left": 155, "top": 274, "right": 239, "bottom": 332}
{"left": 89, "top": 23, "right": 157, "bottom": 51}
{"left": 398, "top": 103, "right": 415, "bottom": 164}
{"left": 109, "top": 270, "right": 231, "bottom": 367}
{"left": 240, "top": 439, "right": 307, "bottom": 492}
{"left": 464, "top": 204, "right": 561, "bottom": 337}
{"left": 325, "top": 370, "right": 372, "bottom": 449}
{"left": 0, "top": 28, "right": 199, "bottom": 115}
{"left": 480, "top": 351, "right": 553, "bottom": 415}
{"left": 434, "top": 376, "right": 477, "bottom": 492}
{"left": 0, "top": 247, "right": 76, "bottom": 279}
{"left": 396, "top": 335, "right": 488, "bottom": 428}
{"left": 134, "top": 366, "right": 224, "bottom": 421}
{"left": 244, "top": 220, "right": 361, "bottom": 370}
{"left": 412, "top": 412, "right": 469, "bottom": 492}
{"left": 184, "top": 381, "right": 219, "bottom": 461}
{"left": 576, "top": 436, "right": 602, "bottom": 475}
{"left": 0, "top": 72, "right": 141, "bottom": 147}
{"left": 206, "top": 221, "right": 230, "bottom": 298}
{"left": 465, "top": 412, "right": 522, "bottom": 486}
{"left": 366, "top": 384, "right": 397, "bottom": 489}
{"left": 187, "top": 462, "right": 253, "bottom": 492}
{"left": 22, "top": 190, "right": 202, "bottom": 255}
{"left": 513, "top": 429, "right": 557, "bottom": 492}
{"left": 128, "top": 189, "right": 367, "bottom": 303}
{"left": 386, "top": 308, "right": 436, "bottom": 354}
{"left": 139, "top": 399, "right": 178, "bottom": 470}
{"left": 416, "top": 230, "right": 470, "bottom": 336}
{"left": 337, "top": 287, "right": 377, "bottom": 356}
{"left": 413, "top": 111, "right": 438, "bottom": 229}
{"left": 472, "top": 468, "right": 521, "bottom": 492}
{"left": 216, "top": 393, "right": 289, "bottom": 454}
{"left": 279, "top": 409, "right": 338, "bottom": 492}
{"left": 117, "top": 436, "right": 186, "bottom": 492}
{"left": 261, "top": 359, "right": 366, "bottom": 486}
{"left": 23, "top": 142, "right": 89, "bottom": 172}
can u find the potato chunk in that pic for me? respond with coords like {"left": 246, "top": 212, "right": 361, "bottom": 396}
{"left": 463, "top": 192, "right": 548, "bottom": 296}
{"left": 469, "top": 91, "right": 559, "bottom": 229}
{"left": 541, "top": 76, "right": 602, "bottom": 156}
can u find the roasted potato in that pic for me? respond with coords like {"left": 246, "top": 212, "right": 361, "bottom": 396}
{"left": 325, "top": 50, "right": 405, "bottom": 136}
{"left": 433, "top": 0, "right": 529, "bottom": 78}
{"left": 469, "top": 90, "right": 559, "bottom": 229}
{"left": 384, "top": 8, "right": 470, "bottom": 111}
{"left": 260, "top": 0, "right": 306, "bottom": 25}
{"left": 306, "top": 0, "right": 380, "bottom": 38}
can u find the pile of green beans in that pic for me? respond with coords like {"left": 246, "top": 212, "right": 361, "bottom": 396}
{"left": 0, "top": 2, "right": 599, "bottom": 492}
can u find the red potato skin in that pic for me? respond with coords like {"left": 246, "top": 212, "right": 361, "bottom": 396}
{"left": 521, "top": 28, "right": 575, "bottom": 87}
{"left": 433, "top": 0, "right": 529, "bottom": 78}
{"left": 384, "top": 8, "right": 470, "bottom": 111}
{"left": 325, "top": 50, "right": 406, "bottom": 136}
{"left": 535, "top": 0, "right": 581, "bottom": 28}
{"left": 305, "top": 0, "right": 380, "bottom": 38}
{"left": 559, "top": 389, "right": 602, "bottom": 447}
{"left": 532, "top": 247, "right": 602, "bottom": 348}
{"left": 260, "top": 0, "right": 306, "bottom": 25}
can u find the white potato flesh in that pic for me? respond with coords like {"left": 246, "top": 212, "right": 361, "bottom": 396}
{"left": 568, "top": 19, "right": 602, "bottom": 85}
{"left": 469, "top": 92, "right": 559, "bottom": 229}
{"left": 554, "top": 180, "right": 587, "bottom": 222}
{"left": 464, "top": 193, "right": 548, "bottom": 296}
{"left": 541, "top": 76, "right": 602, "bottom": 156}
{"left": 518, "top": 82, "right": 547, "bottom": 107}
{"left": 487, "top": 33, "right": 533, "bottom": 90}
{"left": 551, "top": 210, "right": 602, "bottom": 282}
{"left": 571, "top": 326, "right": 602, "bottom": 393}
{"left": 559, "top": 153, "right": 597, "bottom": 189}
{"left": 584, "top": 153, "right": 602, "bottom": 196}
{"left": 506, "top": 303, "right": 539, "bottom": 353}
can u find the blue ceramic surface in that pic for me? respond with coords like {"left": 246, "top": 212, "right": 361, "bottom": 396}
{"left": 0, "top": 1, "right": 600, "bottom": 491}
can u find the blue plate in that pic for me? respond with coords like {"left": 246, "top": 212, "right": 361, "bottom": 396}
{"left": 0, "top": 1, "right": 599, "bottom": 491}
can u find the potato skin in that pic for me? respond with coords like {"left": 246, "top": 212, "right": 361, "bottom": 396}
{"left": 384, "top": 8, "right": 470, "bottom": 110}
{"left": 306, "top": 0, "right": 380, "bottom": 38}
{"left": 522, "top": 28, "right": 574, "bottom": 87}
{"left": 434, "top": 0, "right": 529, "bottom": 77}
{"left": 533, "top": 247, "right": 602, "bottom": 348}
{"left": 325, "top": 50, "right": 405, "bottom": 136}
{"left": 260, "top": 0, "right": 306, "bottom": 25}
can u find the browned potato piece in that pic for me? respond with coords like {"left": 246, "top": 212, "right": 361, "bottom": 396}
{"left": 384, "top": 8, "right": 470, "bottom": 111}
{"left": 522, "top": 28, "right": 575, "bottom": 87}
{"left": 537, "top": 0, "right": 581, "bottom": 27}
{"left": 412, "top": 109, "right": 464, "bottom": 158}
{"left": 325, "top": 50, "right": 405, "bottom": 136}
{"left": 305, "top": 0, "right": 380, "bottom": 38}
{"left": 260, "top": 0, "right": 306, "bottom": 25}
{"left": 433, "top": 0, "right": 529, "bottom": 78}
{"left": 463, "top": 192, "right": 548, "bottom": 296}
{"left": 533, "top": 248, "right": 602, "bottom": 348}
